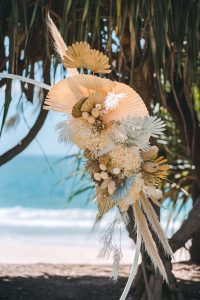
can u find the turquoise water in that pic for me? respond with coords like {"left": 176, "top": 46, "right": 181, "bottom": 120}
{"left": 0, "top": 156, "right": 192, "bottom": 242}
{"left": 0, "top": 155, "right": 95, "bottom": 209}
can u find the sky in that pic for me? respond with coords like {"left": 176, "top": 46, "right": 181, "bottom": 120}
{"left": 0, "top": 64, "right": 77, "bottom": 157}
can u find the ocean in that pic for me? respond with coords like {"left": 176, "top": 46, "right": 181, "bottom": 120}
{"left": 0, "top": 155, "right": 191, "bottom": 264}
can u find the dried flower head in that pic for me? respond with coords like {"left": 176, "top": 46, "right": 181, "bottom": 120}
{"left": 109, "top": 145, "right": 141, "bottom": 176}
{"left": 63, "top": 42, "right": 111, "bottom": 73}
{"left": 141, "top": 147, "right": 170, "bottom": 185}
{"left": 104, "top": 92, "right": 126, "bottom": 110}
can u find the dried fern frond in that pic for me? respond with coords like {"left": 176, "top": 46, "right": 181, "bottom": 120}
{"left": 63, "top": 42, "right": 111, "bottom": 73}
{"left": 133, "top": 201, "right": 168, "bottom": 281}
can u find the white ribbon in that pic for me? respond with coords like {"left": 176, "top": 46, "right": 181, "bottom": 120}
{"left": 119, "top": 227, "right": 142, "bottom": 300}
{"left": 0, "top": 73, "right": 51, "bottom": 91}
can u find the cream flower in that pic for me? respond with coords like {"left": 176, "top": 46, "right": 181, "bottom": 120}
{"left": 104, "top": 92, "right": 126, "bottom": 110}
{"left": 108, "top": 145, "right": 141, "bottom": 176}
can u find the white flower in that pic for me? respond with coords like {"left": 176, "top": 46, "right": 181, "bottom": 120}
{"left": 104, "top": 92, "right": 126, "bottom": 110}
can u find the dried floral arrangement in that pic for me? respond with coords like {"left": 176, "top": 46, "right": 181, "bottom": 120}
{"left": 43, "top": 16, "right": 173, "bottom": 299}
{"left": 0, "top": 15, "right": 172, "bottom": 300}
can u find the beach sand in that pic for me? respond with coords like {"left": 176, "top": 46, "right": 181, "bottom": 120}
{"left": 0, "top": 263, "right": 199, "bottom": 300}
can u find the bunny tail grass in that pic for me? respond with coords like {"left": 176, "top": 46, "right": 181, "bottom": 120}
{"left": 119, "top": 227, "right": 142, "bottom": 300}
{"left": 46, "top": 14, "right": 78, "bottom": 77}
{"left": 0, "top": 73, "right": 51, "bottom": 90}
{"left": 140, "top": 193, "right": 173, "bottom": 256}
{"left": 133, "top": 201, "right": 168, "bottom": 282}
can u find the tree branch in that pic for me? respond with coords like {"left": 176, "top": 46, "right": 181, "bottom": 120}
{"left": 169, "top": 195, "right": 200, "bottom": 252}
{"left": 0, "top": 108, "right": 48, "bottom": 166}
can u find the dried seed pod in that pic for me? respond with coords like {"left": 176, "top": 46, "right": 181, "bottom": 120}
{"left": 94, "top": 173, "right": 101, "bottom": 181}
{"left": 100, "top": 172, "right": 108, "bottom": 180}
{"left": 108, "top": 180, "right": 116, "bottom": 195}
{"left": 141, "top": 161, "right": 158, "bottom": 173}
{"left": 91, "top": 108, "right": 100, "bottom": 118}
{"left": 100, "top": 172, "right": 108, "bottom": 179}
{"left": 88, "top": 116, "right": 96, "bottom": 124}
{"left": 81, "top": 92, "right": 104, "bottom": 112}
{"left": 96, "top": 104, "right": 102, "bottom": 110}
{"left": 72, "top": 97, "right": 87, "bottom": 118}
{"left": 112, "top": 167, "right": 121, "bottom": 175}
{"left": 101, "top": 177, "right": 112, "bottom": 189}
{"left": 82, "top": 112, "right": 90, "bottom": 120}
{"left": 100, "top": 164, "right": 106, "bottom": 171}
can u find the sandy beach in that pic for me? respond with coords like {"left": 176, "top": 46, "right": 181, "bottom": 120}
{"left": 0, "top": 263, "right": 199, "bottom": 300}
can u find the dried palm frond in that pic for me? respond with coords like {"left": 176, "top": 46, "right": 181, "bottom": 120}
{"left": 63, "top": 42, "right": 111, "bottom": 73}
{"left": 105, "top": 84, "right": 148, "bottom": 122}
{"left": 133, "top": 200, "right": 168, "bottom": 281}
{"left": 44, "top": 75, "right": 148, "bottom": 122}
{"left": 118, "top": 116, "right": 165, "bottom": 149}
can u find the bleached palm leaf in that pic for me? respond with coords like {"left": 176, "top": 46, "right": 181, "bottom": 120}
{"left": 140, "top": 193, "right": 172, "bottom": 256}
{"left": 133, "top": 201, "right": 168, "bottom": 281}
{"left": 118, "top": 116, "right": 166, "bottom": 149}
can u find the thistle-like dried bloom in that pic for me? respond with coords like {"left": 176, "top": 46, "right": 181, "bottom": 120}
{"left": 141, "top": 147, "right": 169, "bottom": 185}
{"left": 63, "top": 42, "right": 111, "bottom": 73}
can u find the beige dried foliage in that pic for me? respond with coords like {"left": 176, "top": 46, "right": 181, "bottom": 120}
{"left": 96, "top": 187, "right": 114, "bottom": 218}
{"left": 63, "top": 42, "right": 111, "bottom": 73}
{"left": 133, "top": 200, "right": 168, "bottom": 281}
{"left": 140, "top": 192, "right": 172, "bottom": 256}
{"left": 44, "top": 74, "right": 148, "bottom": 122}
